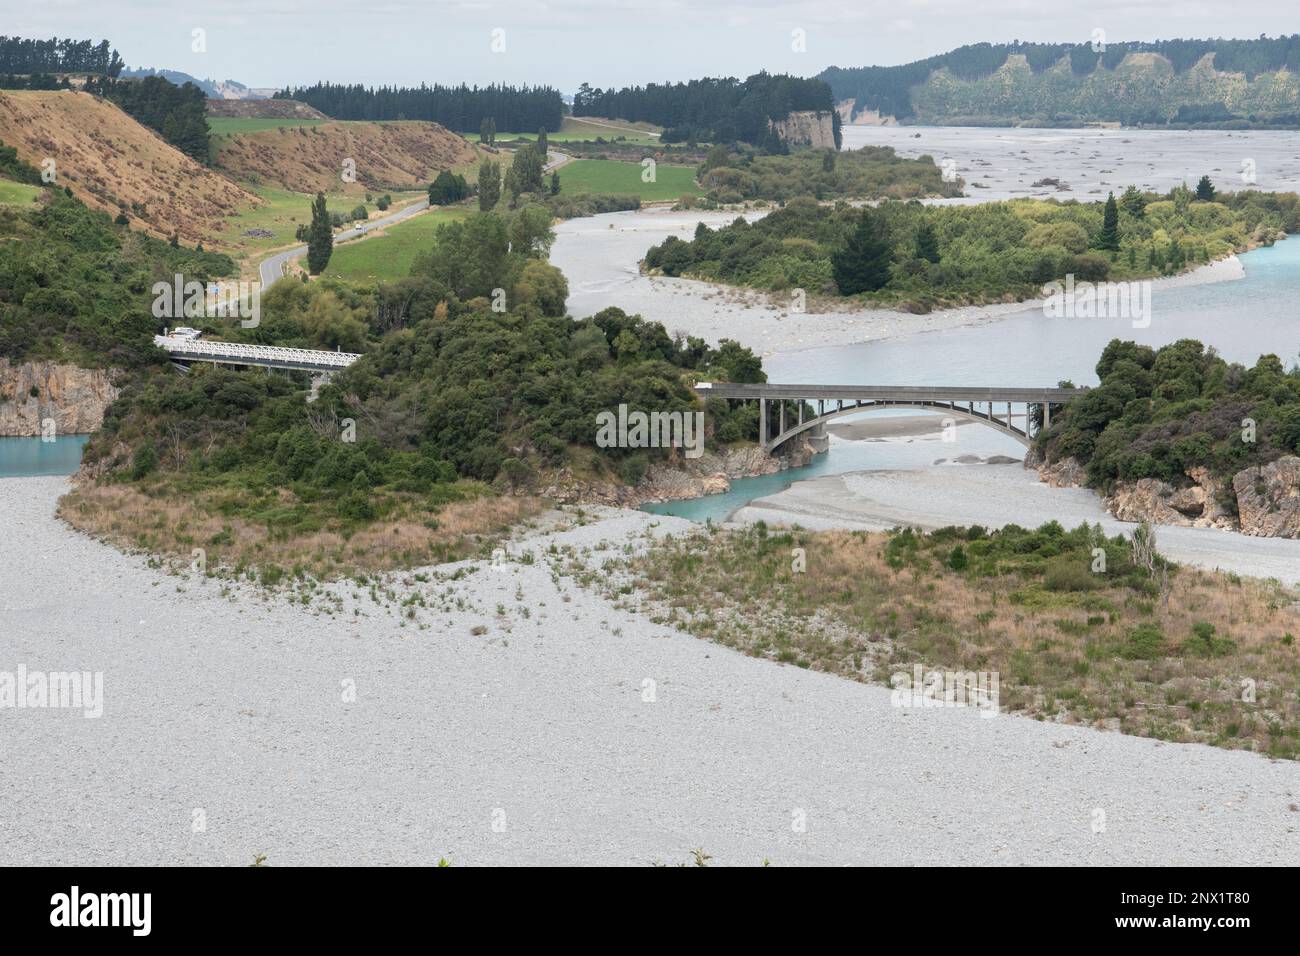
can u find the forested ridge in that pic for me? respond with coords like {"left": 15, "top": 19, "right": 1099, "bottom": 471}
{"left": 822, "top": 35, "right": 1300, "bottom": 123}
{"left": 277, "top": 82, "right": 563, "bottom": 132}
{"left": 0, "top": 36, "right": 123, "bottom": 76}
{"left": 573, "top": 72, "right": 838, "bottom": 147}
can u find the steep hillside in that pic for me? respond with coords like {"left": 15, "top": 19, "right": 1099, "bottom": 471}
{"left": 0, "top": 90, "right": 256, "bottom": 243}
{"left": 212, "top": 120, "right": 478, "bottom": 193}
{"left": 823, "top": 37, "right": 1300, "bottom": 126}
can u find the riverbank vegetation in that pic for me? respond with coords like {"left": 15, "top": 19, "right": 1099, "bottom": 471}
{"left": 644, "top": 186, "right": 1300, "bottom": 310}
{"left": 1040, "top": 337, "right": 1300, "bottom": 490}
{"left": 694, "top": 144, "right": 962, "bottom": 204}
{"left": 67, "top": 206, "right": 766, "bottom": 576}
{"left": 610, "top": 519, "right": 1300, "bottom": 757}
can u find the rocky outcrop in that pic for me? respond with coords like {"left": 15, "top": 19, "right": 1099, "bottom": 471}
{"left": 1035, "top": 455, "right": 1086, "bottom": 488}
{"left": 538, "top": 441, "right": 816, "bottom": 508}
{"left": 770, "top": 111, "right": 837, "bottom": 149}
{"left": 1232, "top": 457, "right": 1300, "bottom": 537}
{"left": 1032, "top": 451, "right": 1300, "bottom": 536}
{"left": 0, "top": 359, "right": 119, "bottom": 437}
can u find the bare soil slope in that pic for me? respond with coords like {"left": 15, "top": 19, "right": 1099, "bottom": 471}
{"left": 214, "top": 120, "right": 478, "bottom": 193}
{"left": 0, "top": 90, "right": 256, "bottom": 244}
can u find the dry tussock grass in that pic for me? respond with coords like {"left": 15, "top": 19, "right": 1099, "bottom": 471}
{"left": 0, "top": 90, "right": 256, "bottom": 244}
{"left": 624, "top": 525, "right": 1300, "bottom": 758}
{"left": 58, "top": 481, "right": 544, "bottom": 581}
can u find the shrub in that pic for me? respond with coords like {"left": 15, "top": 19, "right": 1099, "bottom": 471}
{"left": 1122, "top": 623, "right": 1165, "bottom": 659}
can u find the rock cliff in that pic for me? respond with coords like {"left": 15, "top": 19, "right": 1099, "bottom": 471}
{"left": 0, "top": 359, "right": 119, "bottom": 437}
{"left": 770, "top": 111, "right": 837, "bottom": 149}
{"left": 1032, "top": 453, "right": 1300, "bottom": 537}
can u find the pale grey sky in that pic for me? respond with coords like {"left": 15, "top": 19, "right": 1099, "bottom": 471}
{"left": 3, "top": 0, "right": 1296, "bottom": 92}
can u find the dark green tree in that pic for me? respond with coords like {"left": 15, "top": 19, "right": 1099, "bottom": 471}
{"left": 831, "top": 210, "right": 893, "bottom": 295}
{"left": 429, "top": 170, "right": 470, "bottom": 205}
{"left": 306, "top": 192, "right": 333, "bottom": 275}
{"left": 549, "top": 171, "right": 560, "bottom": 195}
{"left": 478, "top": 160, "right": 501, "bottom": 211}
{"left": 479, "top": 117, "right": 496, "bottom": 145}
{"left": 505, "top": 144, "right": 545, "bottom": 199}
{"left": 1120, "top": 185, "right": 1147, "bottom": 218}
{"left": 537, "top": 127, "right": 548, "bottom": 155}
{"left": 1097, "top": 192, "right": 1120, "bottom": 253}
{"left": 1195, "top": 175, "right": 1217, "bottom": 201}
{"left": 914, "top": 220, "right": 940, "bottom": 263}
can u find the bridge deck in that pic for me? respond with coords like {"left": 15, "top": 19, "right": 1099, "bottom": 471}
{"left": 695, "top": 383, "right": 1081, "bottom": 403}
{"left": 155, "top": 336, "right": 360, "bottom": 372}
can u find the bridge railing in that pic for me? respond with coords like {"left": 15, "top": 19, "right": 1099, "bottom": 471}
{"left": 154, "top": 336, "right": 360, "bottom": 369}
{"left": 694, "top": 383, "right": 1083, "bottom": 403}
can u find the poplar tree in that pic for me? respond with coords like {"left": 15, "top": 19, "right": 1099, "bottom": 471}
{"left": 306, "top": 192, "right": 333, "bottom": 275}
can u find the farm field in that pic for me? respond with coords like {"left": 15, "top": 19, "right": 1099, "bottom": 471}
{"left": 557, "top": 158, "right": 701, "bottom": 201}
{"left": 219, "top": 185, "right": 427, "bottom": 267}
{"left": 321, "top": 204, "right": 472, "bottom": 282}
{"left": 478, "top": 116, "right": 662, "bottom": 144}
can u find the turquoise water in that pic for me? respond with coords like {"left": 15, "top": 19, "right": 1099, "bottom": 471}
{"left": 648, "top": 240, "right": 1300, "bottom": 522}
{"left": 0, "top": 435, "right": 89, "bottom": 477}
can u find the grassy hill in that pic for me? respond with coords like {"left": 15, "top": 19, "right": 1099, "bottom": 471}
{"left": 0, "top": 90, "right": 255, "bottom": 244}
{"left": 212, "top": 119, "right": 480, "bottom": 194}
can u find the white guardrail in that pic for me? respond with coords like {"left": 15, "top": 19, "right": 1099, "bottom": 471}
{"left": 154, "top": 336, "right": 361, "bottom": 370}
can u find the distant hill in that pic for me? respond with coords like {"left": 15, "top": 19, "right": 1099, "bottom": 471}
{"left": 0, "top": 90, "right": 255, "bottom": 243}
{"left": 212, "top": 120, "right": 477, "bottom": 193}
{"left": 821, "top": 36, "right": 1300, "bottom": 127}
{"left": 122, "top": 68, "right": 271, "bottom": 100}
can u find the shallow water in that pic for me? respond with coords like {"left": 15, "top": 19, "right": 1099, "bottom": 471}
{"left": 0, "top": 436, "right": 88, "bottom": 478}
{"left": 648, "top": 237, "right": 1300, "bottom": 522}
{"left": 840, "top": 125, "right": 1300, "bottom": 201}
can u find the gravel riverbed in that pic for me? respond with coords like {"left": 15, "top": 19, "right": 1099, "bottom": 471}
{"left": 3, "top": 477, "right": 1297, "bottom": 865}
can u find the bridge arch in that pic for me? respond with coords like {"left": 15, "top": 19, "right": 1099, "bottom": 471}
{"left": 768, "top": 399, "right": 1034, "bottom": 452}
{"left": 692, "top": 382, "right": 1083, "bottom": 456}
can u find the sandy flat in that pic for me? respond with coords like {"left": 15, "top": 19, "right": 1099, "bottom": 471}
{"left": 2, "top": 476, "right": 1297, "bottom": 866}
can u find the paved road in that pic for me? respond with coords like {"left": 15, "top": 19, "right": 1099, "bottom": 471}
{"left": 257, "top": 151, "right": 569, "bottom": 288}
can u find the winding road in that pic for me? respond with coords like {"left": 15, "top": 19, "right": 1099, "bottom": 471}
{"left": 257, "top": 151, "right": 569, "bottom": 288}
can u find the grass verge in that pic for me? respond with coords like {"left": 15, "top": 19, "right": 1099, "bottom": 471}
{"left": 321, "top": 205, "right": 471, "bottom": 282}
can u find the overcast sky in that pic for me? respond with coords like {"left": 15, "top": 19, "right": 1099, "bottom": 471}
{"left": 5, "top": 1, "right": 1296, "bottom": 92}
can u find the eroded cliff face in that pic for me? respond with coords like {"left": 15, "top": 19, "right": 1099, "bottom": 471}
{"left": 1232, "top": 458, "right": 1300, "bottom": 537}
{"left": 539, "top": 441, "right": 815, "bottom": 508}
{"left": 771, "top": 111, "right": 837, "bottom": 148}
{"left": 1032, "top": 454, "right": 1300, "bottom": 537}
{"left": 0, "top": 359, "right": 119, "bottom": 437}
{"left": 836, "top": 101, "right": 898, "bottom": 126}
